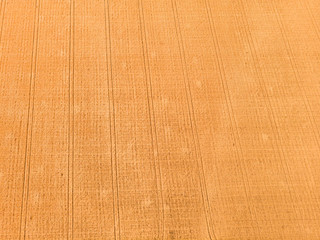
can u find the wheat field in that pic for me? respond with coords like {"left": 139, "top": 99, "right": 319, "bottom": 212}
{"left": 0, "top": 0, "right": 320, "bottom": 239}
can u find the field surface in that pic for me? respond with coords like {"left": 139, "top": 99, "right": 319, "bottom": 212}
{"left": 1, "top": 0, "right": 320, "bottom": 239}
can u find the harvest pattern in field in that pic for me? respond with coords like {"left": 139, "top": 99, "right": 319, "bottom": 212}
{"left": 0, "top": 0, "right": 320, "bottom": 239}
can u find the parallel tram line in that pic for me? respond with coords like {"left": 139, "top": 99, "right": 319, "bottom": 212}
{"left": 171, "top": 0, "right": 217, "bottom": 239}
{"left": 137, "top": 0, "right": 165, "bottom": 238}
{"left": 103, "top": 0, "right": 120, "bottom": 238}
{"left": 68, "top": 0, "right": 75, "bottom": 239}
{"left": 19, "top": 0, "right": 41, "bottom": 239}
{"left": 203, "top": 0, "right": 260, "bottom": 237}
{"left": 234, "top": 0, "right": 317, "bottom": 230}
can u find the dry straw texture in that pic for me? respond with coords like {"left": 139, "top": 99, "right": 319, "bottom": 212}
{"left": 0, "top": 0, "right": 320, "bottom": 239}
